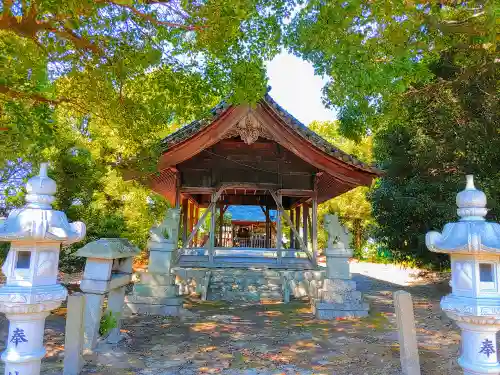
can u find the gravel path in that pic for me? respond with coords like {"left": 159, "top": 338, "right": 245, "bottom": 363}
{"left": 0, "top": 262, "right": 461, "bottom": 375}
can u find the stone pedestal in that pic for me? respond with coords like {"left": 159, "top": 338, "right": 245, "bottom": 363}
{"left": 125, "top": 272, "right": 182, "bottom": 316}
{"left": 313, "top": 279, "right": 369, "bottom": 319}
{"left": 125, "top": 209, "right": 183, "bottom": 316}
{"left": 314, "top": 214, "right": 368, "bottom": 319}
{"left": 0, "top": 163, "right": 86, "bottom": 375}
{"left": 457, "top": 321, "right": 500, "bottom": 374}
{"left": 325, "top": 245, "right": 351, "bottom": 279}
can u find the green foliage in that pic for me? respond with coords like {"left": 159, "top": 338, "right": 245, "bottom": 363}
{"left": 289, "top": 1, "right": 497, "bottom": 268}
{"left": 0, "top": 0, "right": 298, "bottom": 271}
{"left": 1, "top": 0, "right": 497, "bottom": 274}
{"left": 370, "top": 50, "right": 499, "bottom": 268}
{"left": 309, "top": 120, "right": 373, "bottom": 252}
{"left": 99, "top": 311, "right": 118, "bottom": 337}
{"left": 286, "top": 1, "right": 496, "bottom": 138}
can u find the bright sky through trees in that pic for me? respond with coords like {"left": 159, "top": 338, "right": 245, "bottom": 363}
{"left": 266, "top": 52, "right": 337, "bottom": 125}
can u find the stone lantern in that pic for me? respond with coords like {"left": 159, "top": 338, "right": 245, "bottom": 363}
{"left": 426, "top": 175, "right": 500, "bottom": 375}
{"left": 75, "top": 238, "right": 140, "bottom": 350}
{"left": 0, "top": 163, "right": 86, "bottom": 375}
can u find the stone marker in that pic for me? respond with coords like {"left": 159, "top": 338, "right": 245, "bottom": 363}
{"left": 0, "top": 163, "right": 86, "bottom": 375}
{"left": 64, "top": 293, "right": 85, "bottom": 375}
{"left": 426, "top": 175, "right": 500, "bottom": 375}
{"left": 394, "top": 291, "right": 421, "bottom": 375}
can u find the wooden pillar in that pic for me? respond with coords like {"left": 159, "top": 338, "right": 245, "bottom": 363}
{"left": 276, "top": 194, "right": 282, "bottom": 264}
{"left": 302, "top": 204, "right": 309, "bottom": 251}
{"left": 295, "top": 206, "right": 300, "bottom": 250}
{"left": 289, "top": 209, "right": 295, "bottom": 249}
{"left": 209, "top": 193, "right": 216, "bottom": 263}
{"left": 265, "top": 205, "right": 270, "bottom": 248}
{"left": 194, "top": 206, "right": 199, "bottom": 247}
{"left": 311, "top": 196, "right": 318, "bottom": 266}
{"left": 218, "top": 203, "right": 224, "bottom": 247}
{"left": 188, "top": 202, "right": 195, "bottom": 247}
{"left": 182, "top": 198, "right": 188, "bottom": 245}
{"left": 175, "top": 173, "right": 181, "bottom": 209}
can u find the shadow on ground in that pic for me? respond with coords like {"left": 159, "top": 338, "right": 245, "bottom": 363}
{"left": 0, "top": 271, "right": 462, "bottom": 375}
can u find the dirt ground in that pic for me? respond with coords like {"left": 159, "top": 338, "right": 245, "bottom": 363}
{"left": 0, "top": 262, "right": 462, "bottom": 375}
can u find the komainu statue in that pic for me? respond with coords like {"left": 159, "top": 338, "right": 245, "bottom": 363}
{"left": 324, "top": 213, "right": 351, "bottom": 249}
{"left": 149, "top": 208, "right": 181, "bottom": 243}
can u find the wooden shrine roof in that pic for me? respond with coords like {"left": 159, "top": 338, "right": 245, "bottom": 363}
{"left": 152, "top": 95, "right": 381, "bottom": 205}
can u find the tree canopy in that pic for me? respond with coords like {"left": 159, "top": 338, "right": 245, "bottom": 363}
{"left": 0, "top": 0, "right": 298, "bottom": 262}
{"left": 0, "top": 0, "right": 497, "bottom": 269}
{"left": 309, "top": 120, "right": 373, "bottom": 252}
{"left": 287, "top": 1, "right": 496, "bottom": 138}
{"left": 370, "top": 48, "right": 499, "bottom": 268}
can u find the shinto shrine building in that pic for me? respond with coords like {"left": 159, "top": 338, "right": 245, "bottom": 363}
{"left": 149, "top": 94, "right": 379, "bottom": 270}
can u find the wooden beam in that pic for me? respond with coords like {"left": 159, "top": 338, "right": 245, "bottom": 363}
{"left": 276, "top": 193, "right": 282, "bottom": 264}
{"left": 290, "top": 196, "right": 311, "bottom": 210}
{"left": 277, "top": 189, "right": 314, "bottom": 197}
{"left": 194, "top": 206, "right": 199, "bottom": 247}
{"left": 265, "top": 205, "right": 270, "bottom": 248}
{"left": 175, "top": 172, "right": 181, "bottom": 208}
{"left": 269, "top": 190, "right": 310, "bottom": 261}
{"left": 302, "top": 204, "right": 309, "bottom": 251}
{"left": 218, "top": 202, "right": 224, "bottom": 247}
{"left": 311, "top": 194, "right": 318, "bottom": 267}
{"left": 209, "top": 192, "right": 216, "bottom": 264}
{"left": 295, "top": 206, "right": 300, "bottom": 250}
{"left": 182, "top": 198, "right": 189, "bottom": 244}
{"left": 290, "top": 209, "right": 295, "bottom": 249}
{"left": 259, "top": 205, "right": 277, "bottom": 234}
{"left": 180, "top": 186, "right": 215, "bottom": 195}
{"left": 189, "top": 201, "right": 195, "bottom": 247}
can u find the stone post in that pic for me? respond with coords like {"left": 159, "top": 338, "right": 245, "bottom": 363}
{"left": 124, "top": 208, "right": 183, "bottom": 316}
{"left": 313, "top": 214, "right": 369, "bottom": 319}
{"left": 0, "top": 163, "right": 86, "bottom": 375}
{"left": 426, "top": 175, "right": 500, "bottom": 375}
{"left": 63, "top": 293, "right": 85, "bottom": 375}
{"left": 394, "top": 291, "right": 421, "bottom": 375}
{"left": 75, "top": 238, "right": 139, "bottom": 351}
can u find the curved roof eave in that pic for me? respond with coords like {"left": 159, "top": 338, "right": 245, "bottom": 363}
{"left": 159, "top": 95, "right": 382, "bottom": 178}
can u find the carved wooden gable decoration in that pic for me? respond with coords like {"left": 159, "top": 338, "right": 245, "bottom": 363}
{"left": 152, "top": 95, "right": 381, "bottom": 206}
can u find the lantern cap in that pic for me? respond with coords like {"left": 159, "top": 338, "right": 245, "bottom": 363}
{"left": 26, "top": 163, "right": 57, "bottom": 208}
{"left": 426, "top": 175, "right": 500, "bottom": 254}
{"left": 0, "top": 162, "right": 86, "bottom": 243}
{"left": 456, "top": 175, "right": 488, "bottom": 221}
{"left": 75, "top": 238, "right": 140, "bottom": 259}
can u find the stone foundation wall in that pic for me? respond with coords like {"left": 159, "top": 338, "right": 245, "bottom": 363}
{"left": 172, "top": 267, "right": 327, "bottom": 302}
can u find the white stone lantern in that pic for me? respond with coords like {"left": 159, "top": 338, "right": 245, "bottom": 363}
{"left": 426, "top": 175, "right": 500, "bottom": 375}
{"left": 0, "top": 163, "right": 86, "bottom": 375}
